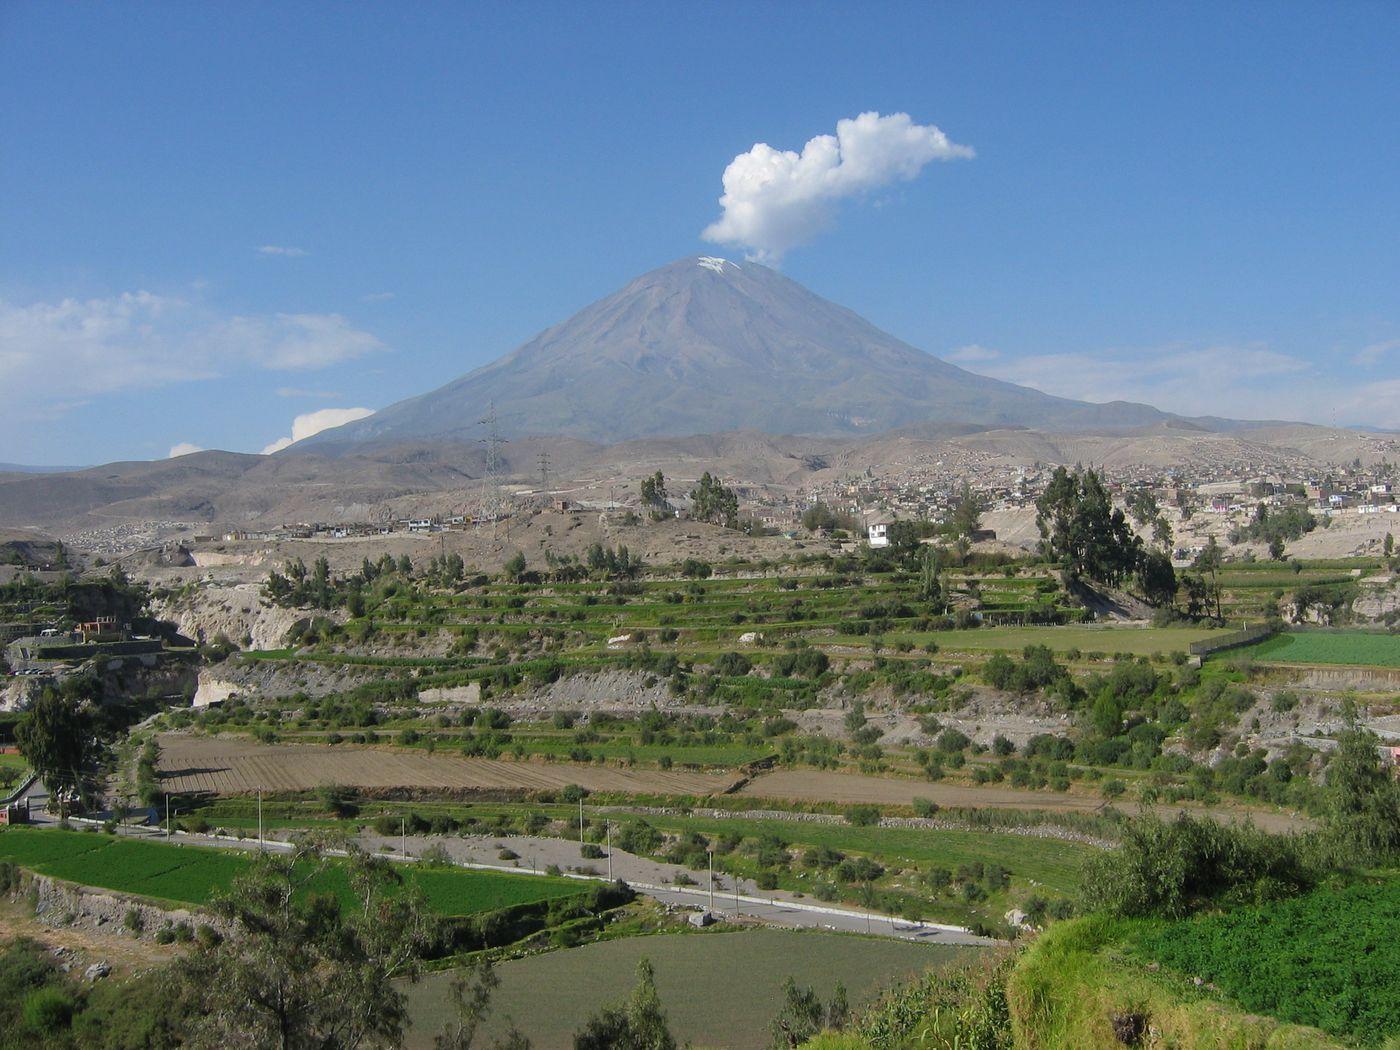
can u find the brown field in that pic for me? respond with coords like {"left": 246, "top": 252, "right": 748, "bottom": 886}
{"left": 741, "top": 769, "right": 1309, "bottom": 833}
{"left": 155, "top": 734, "right": 743, "bottom": 796}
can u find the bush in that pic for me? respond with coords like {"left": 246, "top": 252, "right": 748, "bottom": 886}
{"left": 1079, "top": 813, "right": 1319, "bottom": 919}
{"left": 843, "top": 804, "right": 881, "bottom": 827}
{"left": 22, "top": 987, "right": 74, "bottom": 1033}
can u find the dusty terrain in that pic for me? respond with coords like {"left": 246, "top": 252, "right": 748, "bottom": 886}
{"left": 156, "top": 733, "right": 744, "bottom": 797}
{"left": 738, "top": 769, "right": 1307, "bottom": 833}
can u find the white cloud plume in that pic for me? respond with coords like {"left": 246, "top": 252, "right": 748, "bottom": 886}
{"left": 261, "top": 407, "right": 374, "bottom": 454}
{"left": 945, "top": 344, "right": 1000, "bottom": 364}
{"left": 702, "top": 111, "right": 973, "bottom": 263}
{"left": 168, "top": 442, "right": 204, "bottom": 458}
{"left": 256, "top": 245, "right": 309, "bottom": 257}
{"left": 0, "top": 292, "right": 386, "bottom": 415}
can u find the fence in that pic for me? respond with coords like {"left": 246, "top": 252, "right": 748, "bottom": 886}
{"left": 1188, "top": 624, "right": 1277, "bottom": 658}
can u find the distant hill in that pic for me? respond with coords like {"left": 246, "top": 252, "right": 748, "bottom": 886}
{"left": 299, "top": 256, "right": 1174, "bottom": 451}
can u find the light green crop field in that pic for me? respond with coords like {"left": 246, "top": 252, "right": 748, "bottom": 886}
{"left": 1242, "top": 631, "right": 1400, "bottom": 667}
{"left": 0, "top": 827, "right": 584, "bottom": 915}
{"left": 401, "top": 929, "right": 970, "bottom": 1050}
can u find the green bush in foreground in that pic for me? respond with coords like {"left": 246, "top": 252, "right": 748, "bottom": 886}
{"left": 1134, "top": 880, "right": 1400, "bottom": 1042}
{"left": 1078, "top": 812, "right": 1318, "bottom": 919}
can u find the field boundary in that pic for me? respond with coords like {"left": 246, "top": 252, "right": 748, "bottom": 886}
{"left": 1190, "top": 624, "right": 1277, "bottom": 657}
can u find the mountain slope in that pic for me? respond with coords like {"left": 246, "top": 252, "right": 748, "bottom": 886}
{"left": 301, "top": 257, "right": 1172, "bottom": 450}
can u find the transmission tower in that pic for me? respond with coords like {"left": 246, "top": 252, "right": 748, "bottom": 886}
{"left": 538, "top": 449, "right": 551, "bottom": 492}
{"left": 473, "top": 404, "right": 508, "bottom": 537}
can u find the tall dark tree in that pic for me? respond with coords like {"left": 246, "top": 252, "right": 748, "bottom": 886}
{"left": 690, "top": 473, "right": 739, "bottom": 530}
{"left": 1035, "top": 467, "right": 1143, "bottom": 585}
{"left": 176, "top": 842, "right": 432, "bottom": 1050}
{"left": 1138, "top": 549, "right": 1178, "bottom": 608}
{"left": 16, "top": 688, "right": 107, "bottom": 816}
{"left": 639, "top": 471, "right": 668, "bottom": 510}
{"left": 1192, "top": 536, "right": 1224, "bottom": 620}
{"left": 948, "top": 480, "right": 986, "bottom": 542}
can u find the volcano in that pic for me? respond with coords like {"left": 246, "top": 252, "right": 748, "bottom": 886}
{"left": 299, "top": 255, "right": 1171, "bottom": 451}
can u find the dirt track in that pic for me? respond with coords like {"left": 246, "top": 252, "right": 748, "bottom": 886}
{"left": 740, "top": 769, "right": 1309, "bottom": 833}
{"left": 156, "top": 734, "right": 743, "bottom": 797}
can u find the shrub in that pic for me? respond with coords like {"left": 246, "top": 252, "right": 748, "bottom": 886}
{"left": 1079, "top": 813, "right": 1319, "bottom": 919}
{"left": 22, "top": 987, "right": 74, "bottom": 1033}
{"left": 842, "top": 804, "right": 881, "bottom": 827}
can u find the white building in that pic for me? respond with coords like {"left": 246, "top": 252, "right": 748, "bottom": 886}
{"left": 867, "top": 523, "right": 889, "bottom": 548}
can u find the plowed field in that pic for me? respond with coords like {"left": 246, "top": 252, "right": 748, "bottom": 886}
{"left": 156, "top": 734, "right": 743, "bottom": 796}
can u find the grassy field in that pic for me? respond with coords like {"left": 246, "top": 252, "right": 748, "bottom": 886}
{"left": 1242, "top": 630, "right": 1400, "bottom": 667}
{"left": 1133, "top": 880, "right": 1400, "bottom": 1042}
{"left": 0, "top": 827, "right": 585, "bottom": 916}
{"left": 877, "top": 625, "right": 1220, "bottom": 656}
{"left": 401, "top": 929, "right": 970, "bottom": 1050}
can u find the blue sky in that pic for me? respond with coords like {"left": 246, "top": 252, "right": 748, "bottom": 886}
{"left": 3, "top": 1, "right": 1398, "bottom": 465}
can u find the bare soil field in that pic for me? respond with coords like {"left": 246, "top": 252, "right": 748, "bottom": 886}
{"left": 156, "top": 734, "right": 743, "bottom": 797}
{"left": 740, "top": 769, "right": 1308, "bottom": 833}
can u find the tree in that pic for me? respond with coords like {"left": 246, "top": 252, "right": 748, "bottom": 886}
{"left": 176, "top": 841, "right": 432, "bottom": 1050}
{"left": 1268, "top": 534, "right": 1287, "bottom": 561}
{"left": 573, "top": 958, "right": 676, "bottom": 1050}
{"left": 1035, "top": 467, "right": 1143, "bottom": 585}
{"left": 1324, "top": 711, "right": 1400, "bottom": 862}
{"left": 1386, "top": 532, "right": 1395, "bottom": 563}
{"left": 639, "top": 472, "right": 668, "bottom": 510}
{"left": 767, "top": 978, "right": 849, "bottom": 1047}
{"left": 502, "top": 552, "right": 527, "bottom": 582}
{"left": 948, "top": 481, "right": 985, "bottom": 543}
{"left": 917, "top": 547, "right": 945, "bottom": 610}
{"left": 16, "top": 689, "right": 107, "bottom": 816}
{"left": 689, "top": 473, "right": 739, "bottom": 530}
{"left": 1138, "top": 549, "right": 1177, "bottom": 608}
{"left": 1126, "top": 488, "right": 1160, "bottom": 527}
{"left": 1192, "top": 536, "right": 1224, "bottom": 620}
{"left": 435, "top": 957, "right": 531, "bottom": 1050}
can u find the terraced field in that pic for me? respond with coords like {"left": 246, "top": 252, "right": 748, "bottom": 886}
{"left": 157, "top": 733, "right": 745, "bottom": 796}
{"left": 402, "top": 929, "right": 968, "bottom": 1049}
{"left": 0, "top": 826, "right": 585, "bottom": 915}
{"left": 1242, "top": 630, "right": 1400, "bottom": 667}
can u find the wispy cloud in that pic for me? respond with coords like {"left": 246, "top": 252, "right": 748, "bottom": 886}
{"left": 702, "top": 111, "right": 973, "bottom": 264}
{"left": 275, "top": 386, "right": 341, "bottom": 399}
{"left": 256, "top": 245, "right": 309, "bottom": 257}
{"left": 1355, "top": 339, "right": 1400, "bottom": 366}
{"left": 946, "top": 344, "right": 1000, "bottom": 364}
{"left": 261, "top": 406, "right": 374, "bottom": 454}
{"left": 0, "top": 292, "right": 387, "bottom": 417}
{"left": 967, "top": 343, "right": 1373, "bottom": 424}
{"left": 362, "top": 291, "right": 395, "bottom": 303}
{"left": 168, "top": 442, "right": 204, "bottom": 458}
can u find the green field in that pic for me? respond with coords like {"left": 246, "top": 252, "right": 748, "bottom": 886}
{"left": 1134, "top": 880, "right": 1400, "bottom": 1042}
{"left": 0, "top": 827, "right": 584, "bottom": 915}
{"left": 1242, "top": 630, "right": 1400, "bottom": 667}
{"left": 401, "top": 929, "right": 969, "bottom": 1050}
{"left": 881, "top": 624, "right": 1221, "bottom": 656}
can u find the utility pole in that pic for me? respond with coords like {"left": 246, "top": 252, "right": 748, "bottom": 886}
{"left": 165, "top": 795, "right": 169, "bottom": 838}
{"left": 257, "top": 788, "right": 263, "bottom": 850}
{"left": 578, "top": 798, "right": 584, "bottom": 847}
{"left": 708, "top": 849, "right": 714, "bottom": 914}
{"left": 401, "top": 815, "right": 407, "bottom": 860}
{"left": 606, "top": 822, "right": 613, "bottom": 882}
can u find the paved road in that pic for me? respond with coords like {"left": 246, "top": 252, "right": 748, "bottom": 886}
{"left": 21, "top": 799, "right": 995, "bottom": 947}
